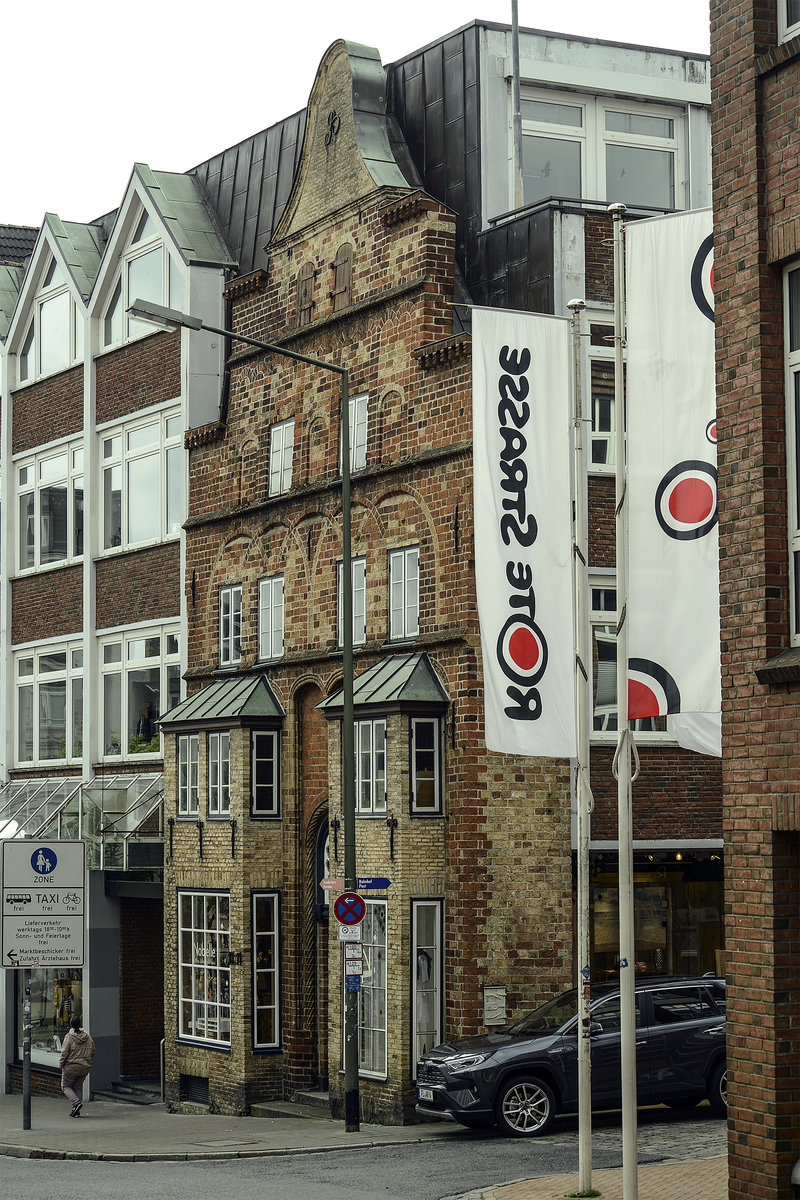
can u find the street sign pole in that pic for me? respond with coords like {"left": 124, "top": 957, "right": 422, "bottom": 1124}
{"left": 22, "top": 970, "right": 31, "bottom": 1130}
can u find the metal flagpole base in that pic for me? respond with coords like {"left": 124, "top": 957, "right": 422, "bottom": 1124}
{"left": 345, "top": 1089, "right": 360, "bottom": 1132}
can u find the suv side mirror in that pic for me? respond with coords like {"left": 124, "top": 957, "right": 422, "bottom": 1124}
{"left": 589, "top": 1021, "right": 604, "bottom": 1037}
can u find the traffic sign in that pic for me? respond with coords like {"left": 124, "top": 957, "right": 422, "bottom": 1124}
{"left": 333, "top": 891, "right": 366, "bottom": 926}
{"left": 320, "top": 877, "right": 345, "bottom": 891}
{"left": 357, "top": 876, "right": 391, "bottom": 890}
{"left": 338, "top": 925, "right": 362, "bottom": 942}
{"left": 2, "top": 840, "right": 85, "bottom": 969}
{"left": 346, "top": 975, "right": 361, "bottom": 992}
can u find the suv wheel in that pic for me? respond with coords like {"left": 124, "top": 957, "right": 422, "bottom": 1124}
{"left": 708, "top": 1061, "right": 727, "bottom": 1117}
{"left": 494, "top": 1076, "right": 556, "bottom": 1137}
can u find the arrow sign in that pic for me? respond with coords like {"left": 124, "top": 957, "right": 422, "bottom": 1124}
{"left": 357, "top": 877, "right": 391, "bottom": 890}
{"left": 333, "top": 892, "right": 366, "bottom": 926}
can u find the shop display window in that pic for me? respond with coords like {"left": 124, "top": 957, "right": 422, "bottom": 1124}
{"left": 17, "top": 968, "right": 83, "bottom": 1068}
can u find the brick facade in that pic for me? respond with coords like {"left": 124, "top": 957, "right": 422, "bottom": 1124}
{"left": 711, "top": 2, "right": 800, "bottom": 1196}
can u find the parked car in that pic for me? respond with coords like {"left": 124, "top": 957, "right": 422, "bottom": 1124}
{"left": 416, "top": 974, "right": 726, "bottom": 1136}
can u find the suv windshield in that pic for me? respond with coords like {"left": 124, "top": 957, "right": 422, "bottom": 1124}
{"left": 508, "top": 990, "right": 578, "bottom": 1035}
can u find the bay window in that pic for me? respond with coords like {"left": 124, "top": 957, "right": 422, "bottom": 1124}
{"left": 411, "top": 717, "right": 440, "bottom": 814}
{"left": 356, "top": 900, "right": 387, "bottom": 1076}
{"left": 208, "top": 731, "right": 230, "bottom": 817}
{"left": 356, "top": 718, "right": 387, "bottom": 814}
{"left": 101, "top": 625, "right": 181, "bottom": 757}
{"left": 178, "top": 891, "right": 231, "bottom": 1044}
{"left": 101, "top": 409, "right": 183, "bottom": 551}
{"left": 178, "top": 734, "right": 199, "bottom": 817}
{"left": 252, "top": 730, "right": 280, "bottom": 817}
{"left": 412, "top": 900, "right": 442, "bottom": 1066}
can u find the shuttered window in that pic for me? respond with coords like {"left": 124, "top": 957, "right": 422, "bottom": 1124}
{"left": 332, "top": 243, "right": 353, "bottom": 312}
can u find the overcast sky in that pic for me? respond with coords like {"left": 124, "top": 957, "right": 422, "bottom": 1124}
{"left": 6, "top": 0, "right": 710, "bottom": 231}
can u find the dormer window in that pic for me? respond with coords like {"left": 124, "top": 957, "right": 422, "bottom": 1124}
{"left": 102, "top": 208, "right": 183, "bottom": 348}
{"left": 18, "top": 254, "right": 83, "bottom": 384}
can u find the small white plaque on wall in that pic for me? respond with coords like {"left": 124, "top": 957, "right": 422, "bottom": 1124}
{"left": 483, "top": 985, "right": 507, "bottom": 1026}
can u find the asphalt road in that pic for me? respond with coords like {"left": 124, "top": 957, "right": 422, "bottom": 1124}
{"left": 0, "top": 1108, "right": 726, "bottom": 1200}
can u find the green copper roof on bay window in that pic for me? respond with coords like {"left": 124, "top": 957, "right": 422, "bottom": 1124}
{"left": 159, "top": 675, "right": 284, "bottom": 727}
{"left": 319, "top": 653, "right": 449, "bottom": 713}
{"left": 44, "top": 214, "right": 104, "bottom": 301}
{"left": 134, "top": 164, "right": 237, "bottom": 269}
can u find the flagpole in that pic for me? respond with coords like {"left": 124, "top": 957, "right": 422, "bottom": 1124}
{"left": 609, "top": 201, "right": 638, "bottom": 1200}
{"left": 568, "top": 297, "right": 593, "bottom": 1193}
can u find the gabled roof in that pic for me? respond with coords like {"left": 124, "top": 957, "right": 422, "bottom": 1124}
{"left": 134, "top": 164, "right": 237, "bottom": 270}
{"left": 0, "top": 263, "right": 24, "bottom": 340}
{"left": 159, "top": 675, "right": 285, "bottom": 728}
{"left": 319, "top": 653, "right": 450, "bottom": 714}
{"left": 44, "top": 213, "right": 104, "bottom": 301}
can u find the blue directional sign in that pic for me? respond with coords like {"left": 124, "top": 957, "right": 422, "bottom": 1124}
{"left": 357, "top": 877, "right": 391, "bottom": 890}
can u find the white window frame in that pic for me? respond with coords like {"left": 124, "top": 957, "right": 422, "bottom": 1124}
{"left": 338, "top": 557, "right": 366, "bottom": 647}
{"left": 355, "top": 718, "right": 387, "bottom": 815}
{"left": 251, "top": 729, "right": 280, "bottom": 817}
{"left": 586, "top": 315, "right": 617, "bottom": 474}
{"left": 410, "top": 717, "right": 441, "bottom": 815}
{"left": 208, "top": 731, "right": 230, "bottom": 818}
{"left": 258, "top": 575, "right": 284, "bottom": 660}
{"left": 15, "top": 642, "right": 83, "bottom": 767}
{"left": 219, "top": 584, "right": 242, "bottom": 666}
{"left": 102, "top": 209, "right": 183, "bottom": 349}
{"left": 178, "top": 891, "right": 231, "bottom": 1045}
{"left": 16, "top": 440, "right": 84, "bottom": 571}
{"left": 100, "top": 623, "right": 181, "bottom": 760}
{"left": 341, "top": 392, "right": 368, "bottom": 474}
{"left": 412, "top": 899, "right": 443, "bottom": 1072}
{"left": 17, "top": 254, "right": 83, "bottom": 384}
{"left": 389, "top": 546, "right": 419, "bottom": 640}
{"left": 350, "top": 899, "right": 387, "bottom": 1078}
{"left": 780, "top": 0, "right": 800, "bottom": 42}
{"left": 785, "top": 265, "right": 800, "bottom": 641}
{"left": 269, "top": 419, "right": 295, "bottom": 496}
{"left": 178, "top": 734, "right": 200, "bottom": 817}
{"left": 252, "top": 891, "right": 281, "bottom": 1050}
{"left": 589, "top": 573, "right": 670, "bottom": 742}
{"left": 100, "top": 407, "right": 183, "bottom": 553}
{"left": 519, "top": 89, "right": 684, "bottom": 212}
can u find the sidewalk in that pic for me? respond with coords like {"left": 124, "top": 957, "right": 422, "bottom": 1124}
{"left": 0, "top": 1091, "right": 727, "bottom": 1200}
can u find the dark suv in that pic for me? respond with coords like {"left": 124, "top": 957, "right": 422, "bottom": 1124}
{"left": 416, "top": 975, "right": 726, "bottom": 1136}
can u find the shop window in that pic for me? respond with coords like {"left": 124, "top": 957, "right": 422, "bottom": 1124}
{"left": 258, "top": 575, "right": 284, "bottom": 660}
{"left": 412, "top": 900, "right": 442, "bottom": 1069}
{"left": 18, "top": 443, "right": 84, "bottom": 571}
{"left": 297, "top": 261, "right": 315, "bottom": 326}
{"left": 410, "top": 717, "right": 440, "bottom": 814}
{"left": 269, "top": 418, "right": 294, "bottom": 496}
{"left": 17, "top": 253, "right": 83, "bottom": 384}
{"left": 357, "top": 900, "right": 387, "bottom": 1077}
{"left": 252, "top": 892, "right": 281, "bottom": 1049}
{"left": 18, "top": 968, "right": 83, "bottom": 1067}
{"left": 101, "top": 409, "right": 183, "bottom": 551}
{"left": 252, "top": 730, "right": 280, "bottom": 817}
{"left": 178, "top": 892, "right": 231, "bottom": 1045}
{"left": 219, "top": 584, "right": 242, "bottom": 666}
{"left": 178, "top": 734, "right": 199, "bottom": 817}
{"left": 355, "top": 718, "right": 387, "bottom": 815}
{"left": 338, "top": 557, "right": 366, "bottom": 647}
{"left": 101, "top": 626, "right": 181, "bottom": 758}
{"left": 520, "top": 92, "right": 681, "bottom": 211}
{"left": 389, "top": 546, "right": 419, "bottom": 640}
{"left": 103, "top": 208, "right": 183, "bottom": 347}
{"left": 208, "top": 731, "right": 230, "bottom": 817}
{"left": 332, "top": 243, "right": 353, "bottom": 312}
{"left": 16, "top": 645, "right": 83, "bottom": 766}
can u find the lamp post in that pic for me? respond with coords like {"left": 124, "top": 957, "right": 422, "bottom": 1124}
{"left": 128, "top": 299, "right": 360, "bottom": 1132}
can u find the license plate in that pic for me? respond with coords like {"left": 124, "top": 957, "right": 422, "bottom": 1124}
{"left": 418, "top": 1087, "right": 434, "bottom": 1101}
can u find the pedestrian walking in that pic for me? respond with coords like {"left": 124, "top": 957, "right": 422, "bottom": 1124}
{"left": 59, "top": 1015, "right": 95, "bottom": 1117}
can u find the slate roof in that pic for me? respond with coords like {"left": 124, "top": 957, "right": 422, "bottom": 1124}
{"left": 0, "top": 224, "right": 38, "bottom": 265}
{"left": 0, "top": 264, "right": 24, "bottom": 340}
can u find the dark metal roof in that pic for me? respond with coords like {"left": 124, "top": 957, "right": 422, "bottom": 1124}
{"left": 0, "top": 224, "right": 38, "bottom": 266}
{"left": 191, "top": 110, "right": 306, "bottom": 276}
{"left": 319, "top": 653, "right": 449, "bottom": 714}
{"left": 159, "top": 675, "right": 285, "bottom": 727}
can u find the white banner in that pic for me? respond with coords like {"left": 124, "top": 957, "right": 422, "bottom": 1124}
{"left": 626, "top": 210, "right": 721, "bottom": 727}
{"left": 472, "top": 307, "right": 576, "bottom": 758}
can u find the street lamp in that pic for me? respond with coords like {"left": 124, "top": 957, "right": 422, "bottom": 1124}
{"left": 128, "top": 299, "right": 361, "bottom": 1132}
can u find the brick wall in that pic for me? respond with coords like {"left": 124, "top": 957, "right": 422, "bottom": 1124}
{"left": 95, "top": 330, "right": 181, "bottom": 426}
{"left": 11, "top": 366, "right": 83, "bottom": 455}
{"left": 96, "top": 543, "right": 181, "bottom": 630}
{"left": 12, "top": 566, "right": 82, "bottom": 643}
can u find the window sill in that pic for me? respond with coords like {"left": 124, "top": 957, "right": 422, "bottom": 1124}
{"left": 15, "top": 557, "right": 84, "bottom": 578}
{"left": 96, "top": 534, "right": 180, "bottom": 561}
